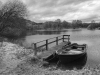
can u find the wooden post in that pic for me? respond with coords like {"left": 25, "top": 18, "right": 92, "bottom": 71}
{"left": 56, "top": 37, "right": 58, "bottom": 45}
{"left": 32, "top": 43, "right": 37, "bottom": 56}
{"left": 46, "top": 40, "right": 48, "bottom": 50}
{"left": 63, "top": 35, "right": 64, "bottom": 42}
{"left": 68, "top": 35, "right": 70, "bottom": 42}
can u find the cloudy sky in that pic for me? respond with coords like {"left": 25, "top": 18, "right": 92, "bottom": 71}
{"left": 0, "top": 0, "right": 100, "bottom": 23}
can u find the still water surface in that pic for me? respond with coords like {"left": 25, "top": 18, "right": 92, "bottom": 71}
{"left": 25, "top": 29, "right": 100, "bottom": 67}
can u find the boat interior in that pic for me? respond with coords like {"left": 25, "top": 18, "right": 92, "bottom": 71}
{"left": 56, "top": 43, "right": 87, "bottom": 54}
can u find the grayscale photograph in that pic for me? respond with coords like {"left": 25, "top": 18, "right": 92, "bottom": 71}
{"left": 0, "top": 0, "right": 100, "bottom": 75}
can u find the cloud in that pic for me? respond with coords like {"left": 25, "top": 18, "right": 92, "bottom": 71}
{"left": 26, "top": 0, "right": 100, "bottom": 22}
{"left": 1, "top": 0, "right": 100, "bottom": 22}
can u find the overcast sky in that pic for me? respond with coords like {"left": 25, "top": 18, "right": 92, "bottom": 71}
{"left": 0, "top": 0, "right": 100, "bottom": 23}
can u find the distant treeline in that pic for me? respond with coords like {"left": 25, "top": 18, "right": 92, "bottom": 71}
{"left": 42, "top": 20, "right": 88, "bottom": 29}
{"left": 28, "top": 19, "right": 100, "bottom": 30}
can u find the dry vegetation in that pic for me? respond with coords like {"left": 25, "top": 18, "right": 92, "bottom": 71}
{"left": 0, "top": 42, "right": 100, "bottom": 75}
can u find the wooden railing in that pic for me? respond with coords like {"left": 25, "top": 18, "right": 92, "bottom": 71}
{"left": 31, "top": 35, "right": 70, "bottom": 55}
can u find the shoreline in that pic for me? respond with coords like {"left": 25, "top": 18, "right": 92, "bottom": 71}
{"left": 0, "top": 42, "right": 100, "bottom": 75}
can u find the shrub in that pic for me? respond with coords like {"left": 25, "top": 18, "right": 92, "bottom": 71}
{"left": 0, "top": 0, "right": 28, "bottom": 41}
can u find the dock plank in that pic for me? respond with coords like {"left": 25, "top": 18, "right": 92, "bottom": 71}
{"left": 38, "top": 42, "right": 68, "bottom": 58}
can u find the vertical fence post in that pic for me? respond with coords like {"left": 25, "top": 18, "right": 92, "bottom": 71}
{"left": 63, "top": 35, "right": 64, "bottom": 42}
{"left": 31, "top": 43, "right": 37, "bottom": 56}
{"left": 68, "top": 35, "right": 70, "bottom": 42}
{"left": 56, "top": 37, "right": 58, "bottom": 45}
{"left": 46, "top": 40, "right": 48, "bottom": 50}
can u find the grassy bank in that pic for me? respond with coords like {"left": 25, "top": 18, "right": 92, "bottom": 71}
{"left": 0, "top": 42, "right": 100, "bottom": 75}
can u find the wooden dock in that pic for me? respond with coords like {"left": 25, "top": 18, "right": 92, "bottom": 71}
{"left": 31, "top": 35, "right": 70, "bottom": 58}
{"left": 38, "top": 42, "right": 68, "bottom": 58}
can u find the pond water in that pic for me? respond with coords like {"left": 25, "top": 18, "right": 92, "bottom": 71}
{"left": 25, "top": 29, "right": 100, "bottom": 68}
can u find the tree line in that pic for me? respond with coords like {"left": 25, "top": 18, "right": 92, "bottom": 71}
{"left": 41, "top": 19, "right": 100, "bottom": 30}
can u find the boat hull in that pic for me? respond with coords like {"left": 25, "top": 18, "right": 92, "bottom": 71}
{"left": 57, "top": 52, "right": 86, "bottom": 63}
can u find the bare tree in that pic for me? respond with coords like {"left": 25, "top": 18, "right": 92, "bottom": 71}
{"left": 0, "top": 0, "right": 28, "bottom": 40}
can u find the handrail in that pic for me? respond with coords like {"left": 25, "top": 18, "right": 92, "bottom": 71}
{"left": 35, "top": 35, "right": 62, "bottom": 44}
{"left": 31, "top": 35, "right": 70, "bottom": 55}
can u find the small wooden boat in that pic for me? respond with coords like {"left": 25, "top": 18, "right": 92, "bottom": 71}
{"left": 56, "top": 43, "right": 87, "bottom": 63}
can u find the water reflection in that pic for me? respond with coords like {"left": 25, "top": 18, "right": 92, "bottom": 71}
{"left": 70, "top": 29, "right": 82, "bottom": 32}
{"left": 31, "top": 30, "right": 68, "bottom": 35}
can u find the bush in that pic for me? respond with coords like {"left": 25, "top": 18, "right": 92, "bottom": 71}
{"left": 0, "top": 0, "right": 28, "bottom": 41}
{"left": 0, "top": 27, "right": 26, "bottom": 39}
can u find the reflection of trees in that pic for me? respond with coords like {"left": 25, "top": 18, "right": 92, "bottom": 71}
{"left": 33, "top": 30, "right": 61, "bottom": 35}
